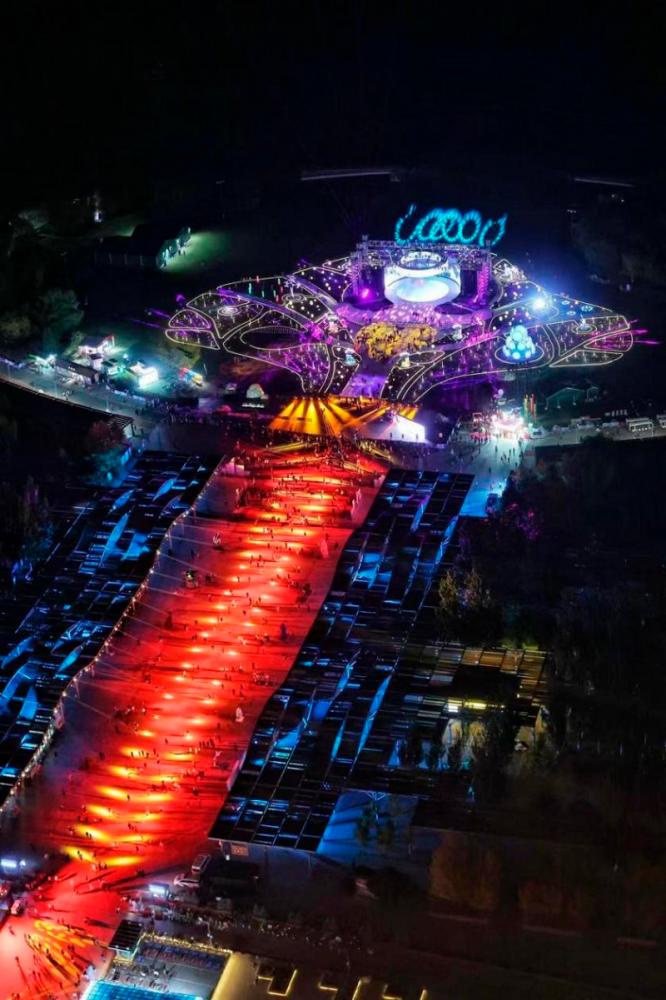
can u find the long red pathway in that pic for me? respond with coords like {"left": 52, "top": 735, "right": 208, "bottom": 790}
{"left": 0, "top": 443, "right": 384, "bottom": 1000}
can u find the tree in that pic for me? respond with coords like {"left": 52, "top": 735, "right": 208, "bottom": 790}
{"left": 624, "top": 859, "right": 666, "bottom": 936}
{"left": 446, "top": 736, "right": 463, "bottom": 773}
{"left": 518, "top": 880, "right": 563, "bottom": 924}
{"left": 355, "top": 802, "right": 377, "bottom": 845}
{"left": 84, "top": 419, "right": 126, "bottom": 455}
{"left": 0, "top": 476, "right": 53, "bottom": 590}
{"left": 84, "top": 420, "right": 127, "bottom": 483}
{"left": 470, "top": 699, "right": 520, "bottom": 804}
{"left": 430, "top": 832, "right": 502, "bottom": 911}
{"left": 0, "top": 311, "right": 32, "bottom": 346}
{"left": 438, "top": 567, "right": 501, "bottom": 644}
{"left": 438, "top": 570, "right": 460, "bottom": 619}
{"left": 377, "top": 817, "right": 396, "bottom": 850}
{"left": 426, "top": 739, "right": 442, "bottom": 771}
{"left": 399, "top": 725, "right": 424, "bottom": 767}
{"left": 31, "top": 288, "right": 83, "bottom": 354}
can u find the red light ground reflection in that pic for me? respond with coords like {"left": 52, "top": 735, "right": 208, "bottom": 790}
{"left": 0, "top": 444, "right": 385, "bottom": 999}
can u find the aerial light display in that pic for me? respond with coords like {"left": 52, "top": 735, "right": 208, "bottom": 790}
{"left": 164, "top": 232, "right": 634, "bottom": 404}
{"left": 394, "top": 205, "right": 508, "bottom": 246}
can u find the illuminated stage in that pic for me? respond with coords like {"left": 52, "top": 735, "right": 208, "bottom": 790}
{"left": 383, "top": 249, "right": 461, "bottom": 306}
{"left": 270, "top": 396, "right": 424, "bottom": 441}
{"left": 165, "top": 209, "right": 635, "bottom": 404}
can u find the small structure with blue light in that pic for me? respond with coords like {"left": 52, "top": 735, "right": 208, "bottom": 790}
{"left": 502, "top": 324, "right": 538, "bottom": 362}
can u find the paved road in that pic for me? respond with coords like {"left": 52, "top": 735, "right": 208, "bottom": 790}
{"left": 0, "top": 360, "right": 159, "bottom": 435}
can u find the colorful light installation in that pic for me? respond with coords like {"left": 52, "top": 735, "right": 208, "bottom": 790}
{"left": 165, "top": 243, "right": 634, "bottom": 405}
{"left": 502, "top": 324, "right": 537, "bottom": 362}
{"left": 394, "top": 205, "right": 507, "bottom": 246}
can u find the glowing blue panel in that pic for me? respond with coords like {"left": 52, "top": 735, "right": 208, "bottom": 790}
{"left": 395, "top": 206, "right": 508, "bottom": 246}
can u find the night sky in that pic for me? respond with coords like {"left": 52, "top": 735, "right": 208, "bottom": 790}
{"left": 3, "top": 1, "right": 665, "bottom": 209}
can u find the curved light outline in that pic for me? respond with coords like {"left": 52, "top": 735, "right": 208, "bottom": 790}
{"left": 458, "top": 210, "right": 483, "bottom": 244}
{"left": 394, "top": 207, "right": 508, "bottom": 246}
{"left": 164, "top": 252, "right": 633, "bottom": 405}
{"left": 479, "top": 215, "right": 507, "bottom": 247}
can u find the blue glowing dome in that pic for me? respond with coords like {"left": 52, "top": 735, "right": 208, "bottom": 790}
{"left": 502, "top": 324, "right": 537, "bottom": 362}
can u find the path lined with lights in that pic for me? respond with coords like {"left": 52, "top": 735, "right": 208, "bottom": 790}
{"left": 0, "top": 444, "right": 385, "bottom": 1000}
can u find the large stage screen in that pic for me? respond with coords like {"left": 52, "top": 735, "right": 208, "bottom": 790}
{"left": 383, "top": 250, "right": 461, "bottom": 306}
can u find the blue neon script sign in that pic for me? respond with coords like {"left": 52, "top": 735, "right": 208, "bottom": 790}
{"left": 395, "top": 205, "right": 507, "bottom": 246}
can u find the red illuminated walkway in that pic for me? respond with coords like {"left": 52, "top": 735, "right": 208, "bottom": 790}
{"left": 0, "top": 443, "right": 385, "bottom": 1000}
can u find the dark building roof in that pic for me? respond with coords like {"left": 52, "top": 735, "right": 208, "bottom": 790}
{"left": 132, "top": 221, "right": 189, "bottom": 241}
{"left": 97, "top": 235, "right": 133, "bottom": 252}
{"left": 97, "top": 233, "right": 164, "bottom": 257}
{"left": 211, "top": 468, "right": 548, "bottom": 852}
{"left": 95, "top": 221, "right": 189, "bottom": 260}
{"left": 0, "top": 452, "right": 217, "bottom": 809}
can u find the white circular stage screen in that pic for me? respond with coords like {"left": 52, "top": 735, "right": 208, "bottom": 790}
{"left": 383, "top": 251, "right": 461, "bottom": 307}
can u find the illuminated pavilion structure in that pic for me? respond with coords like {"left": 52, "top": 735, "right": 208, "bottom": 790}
{"left": 165, "top": 219, "right": 634, "bottom": 406}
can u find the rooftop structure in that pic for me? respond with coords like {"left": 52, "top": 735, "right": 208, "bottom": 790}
{"left": 0, "top": 452, "right": 217, "bottom": 811}
{"left": 211, "top": 469, "right": 546, "bottom": 854}
{"left": 95, "top": 933, "right": 229, "bottom": 1000}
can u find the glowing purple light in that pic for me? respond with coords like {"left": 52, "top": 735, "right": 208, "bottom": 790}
{"left": 359, "top": 287, "right": 371, "bottom": 301}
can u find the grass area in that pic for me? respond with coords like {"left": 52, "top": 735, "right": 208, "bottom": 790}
{"left": 72, "top": 224, "right": 256, "bottom": 393}
{"left": 162, "top": 229, "right": 231, "bottom": 277}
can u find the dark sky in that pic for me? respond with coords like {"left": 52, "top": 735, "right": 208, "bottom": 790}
{"left": 3, "top": 0, "right": 665, "bottom": 207}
